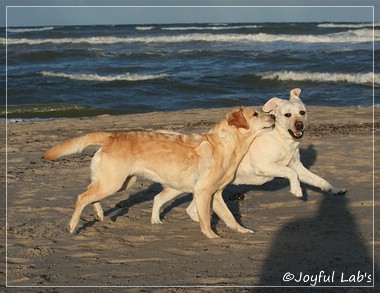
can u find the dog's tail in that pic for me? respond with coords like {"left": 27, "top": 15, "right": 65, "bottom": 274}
{"left": 43, "top": 132, "right": 112, "bottom": 160}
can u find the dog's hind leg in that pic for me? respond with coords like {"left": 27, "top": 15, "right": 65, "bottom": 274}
{"left": 69, "top": 179, "right": 124, "bottom": 234}
{"left": 186, "top": 199, "right": 199, "bottom": 222}
{"left": 151, "top": 187, "right": 182, "bottom": 224}
{"left": 69, "top": 152, "right": 129, "bottom": 234}
{"left": 121, "top": 175, "right": 137, "bottom": 191}
{"left": 92, "top": 202, "right": 103, "bottom": 221}
{"left": 90, "top": 175, "right": 138, "bottom": 221}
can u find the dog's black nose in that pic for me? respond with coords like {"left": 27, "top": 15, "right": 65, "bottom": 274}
{"left": 295, "top": 121, "right": 304, "bottom": 131}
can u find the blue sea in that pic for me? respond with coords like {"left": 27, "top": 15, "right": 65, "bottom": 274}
{"left": 2, "top": 22, "right": 379, "bottom": 119}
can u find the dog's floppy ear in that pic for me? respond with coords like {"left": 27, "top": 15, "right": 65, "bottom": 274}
{"left": 290, "top": 88, "right": 301, "bottom": 101}
{"left": 262, "top": 97, "right": 282, "bottom": 113}
{"left": 227, "top": 108, "right": 250, "bottom": 130}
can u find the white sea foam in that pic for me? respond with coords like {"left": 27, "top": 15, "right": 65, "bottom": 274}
{"left": 3, "top": 28, "right": 378, "bottom": 46}
{"left": 7, "top": 26, "right": 55, "bottom": 33}
{"left": 162, "top": 25, "right": 259, "bottom": 30}
{"left": 135, "top": 26, "right": 154, "bottom": 30}
{"left": 318, "top": 23, "right": 379, "bottom": 28}
{"left": 259, "top": 71, "right": 379, "bottom": 85}
{"left": 40, "top": 71, "right": 170, "bottom": 81}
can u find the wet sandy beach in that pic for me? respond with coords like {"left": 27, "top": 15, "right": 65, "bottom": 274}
{"left": 1, "top": 105, "right": 379, "bottom": 291}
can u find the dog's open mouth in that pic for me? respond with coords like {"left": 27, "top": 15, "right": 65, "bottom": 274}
{"left": 288, "top": 129, "right": 304, "bottom": 140}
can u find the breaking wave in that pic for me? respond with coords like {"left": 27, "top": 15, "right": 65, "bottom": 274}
{"left": 7, "top": 26, "right": 56, "bottom": 33}
{"left": 161, "top": 25, "right": 259, "bottom": 30}
{"left": 3, "top": 28, "right": 378, "bottom": 45}
{"left": 318, "top": 23, "right": 378, "bottom": 28}
{"left": 40, "top": 71, "right": 170, "bottom": 82}
{"left": 259, "top": 71, "right": 379, "bottom": 85}
{"left": 135, "top": 26, "right": 155, "bottom": 30}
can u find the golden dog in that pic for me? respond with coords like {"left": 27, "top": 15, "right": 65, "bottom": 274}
{"left": 44, "top": 107, "right": 274, "bottom": 238}
{"left": 156, "top": 89, "right": 346, "bottom": 225}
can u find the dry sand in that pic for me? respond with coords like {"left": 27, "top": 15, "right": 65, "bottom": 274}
{"left": 1, "top": 105, "right": 379, "bottom": 291}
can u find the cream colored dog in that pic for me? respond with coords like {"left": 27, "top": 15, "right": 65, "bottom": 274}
{"left": 44, "top": 107, "right": 274, "bottom": 238}
{"left": 152, "top": 89, "right": 347, "bottom": 224}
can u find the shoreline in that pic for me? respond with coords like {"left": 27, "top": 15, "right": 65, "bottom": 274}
{"left": 3, "top": 103, "right": 380, "bottom": 122}
{"left": 3, "top": 105, "right": 378, "bottom": 287}
{"left": 3, "top": 105, "right": 379, "bottom": 137}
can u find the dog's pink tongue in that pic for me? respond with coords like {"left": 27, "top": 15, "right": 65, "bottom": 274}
{"left": 294, "top": 131, "right": 302, "bottom": 137}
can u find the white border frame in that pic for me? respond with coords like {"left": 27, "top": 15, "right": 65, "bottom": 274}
{"left": 4, "top": 5, "right": 376, "bottom": 289}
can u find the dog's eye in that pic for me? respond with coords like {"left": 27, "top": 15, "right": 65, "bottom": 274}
{"left": 253, "top": 111, "right": 259, "bottom": 117}
{"left": 284, "top": 113, "right": 291, "bottom": 118}
{"left": 300, "top": 110, "right": 306, "bottom": 115}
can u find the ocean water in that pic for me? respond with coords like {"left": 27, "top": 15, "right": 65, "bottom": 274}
{"left": 2, "top": 22, "right": 379, "bottom": 119}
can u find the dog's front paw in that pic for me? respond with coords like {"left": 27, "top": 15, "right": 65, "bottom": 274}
{"left": 203, "top": 230, "right": 221, "bottom": 239}
{"left": 235, "top": 226, "right": 255, "bottom": 234}
{"left": 291, "top": 186, "right": 303, "bottom": 198}
{"left": 93, "top": 202, "right": 104, "bottom": 221}
{"left": 151, "top": 217, "right": 163, "bottom": 224}
{"left": 329, "top": 186, "right": 347, "bottom": 195}
{"left": 68, "top": 222, "right": 78, "bottom": 235}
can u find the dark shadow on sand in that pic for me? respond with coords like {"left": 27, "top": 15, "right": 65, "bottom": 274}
{"left": 94, "top": 144, "right": 321, "bottom": 231}
{"left": 210, "top": 144, "right": 320, "bottom": 231}
{"left": 104, "top": 183, "right": 162, "bottom": 222}
{"left": 76, "top": 183, "right": 163, "bottom": 233}
{"left": 257, "top": 194, "right": 377, "bottom": 287}
{"left": 89, "top": 144, "right": 322, "bottom": 234}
